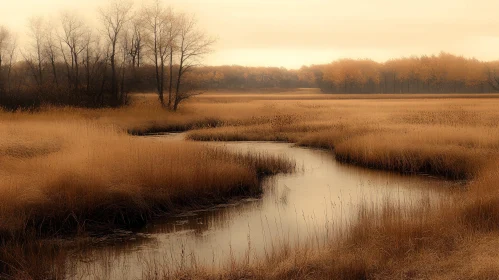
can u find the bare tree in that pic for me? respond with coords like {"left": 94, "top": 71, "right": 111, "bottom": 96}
{"left": 99, "top": 0, "right": 133, "bottom": 105}
{"left": 144, "top": 0, "right": 176, "bottom": 107}
{"left": 43, "top": 19, "right": 60, "bottom": 88}
{"left": 166, "top": 12, "right": 178, "bottom": 108}
{"left": 129, "top": 17, "right": 145, "bottom": 68}
{"left": 0, "top": 27, "right": 9, "bottom": 71}
{"left": 5, "top": 38, "right": 16, "bottom": 93}
{"left": 25, "top": 16, "right": 45, "bottom": 88}
{"left": 81, "top": 30, "right": 95, "bottom": 95}
{"left": 168, "top": 38, "right": 175, "bottom": 107}
{"left": 173, "top": 13, "right": 214, "bottom": 111}
{"left": 120, "top": 27, "right": 136, "bottom": 103}
{"left": 4, "top": 35, "right": 17, "bottom": 93}
{"left": 60, "top": 12, "right": 88, "bottom": 91}
{"left": 0, "top": 27, "right": 16, "bottom": 94}
{"left": 0, "top": 26, "right": 12, "bottom": 93}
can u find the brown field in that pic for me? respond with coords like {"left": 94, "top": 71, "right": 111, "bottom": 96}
{"left": 2, "top": 90, "right": 499, "bottom": 279}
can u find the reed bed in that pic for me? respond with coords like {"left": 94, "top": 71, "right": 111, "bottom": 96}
{"left": 0, "top": 120, "right": 294, "bottom": 239}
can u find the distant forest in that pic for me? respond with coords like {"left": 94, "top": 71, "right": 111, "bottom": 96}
{"left": 183, "top": 52, "right": 499, "bottom": 94}
{"left": 37, "top": 51, "right": 499, "bottom": 98}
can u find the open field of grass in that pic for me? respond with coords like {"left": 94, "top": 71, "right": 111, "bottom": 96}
{"left": 186, "top": 91, "right": 499, "bottom": 180}
{"left": 2, "top": 90, "right": 499, "bottom": 279}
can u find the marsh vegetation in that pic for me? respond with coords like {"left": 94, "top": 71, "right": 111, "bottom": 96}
{"left": 1, "top": 91, "right": 499, "bottom": 279}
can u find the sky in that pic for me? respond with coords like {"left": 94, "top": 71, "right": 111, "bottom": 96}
{"left": 1, "top": 0, "right": 499, "bottom": 69}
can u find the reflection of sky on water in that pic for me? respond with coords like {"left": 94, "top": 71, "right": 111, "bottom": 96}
{"left": 62, "top": 140, "right": 451, "bottom": 279}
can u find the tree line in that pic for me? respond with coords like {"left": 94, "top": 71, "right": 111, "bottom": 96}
{"left": 180, "top": 53, "right": 499, "bottom": 94}
{"left": 127, "top": 53, "right": 499, "bottom": 94}
{"left": 316, "top": 53, "right": 499, "bottom": 94}
{"left": 124, "top": 65, "right": 316, "bottom": 92}
{"left": 0, "top": 0, "right": 214, "bottom": 110}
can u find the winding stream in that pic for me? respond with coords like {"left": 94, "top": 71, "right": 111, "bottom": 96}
{"left": 61, "top": 136, "right": 453, "bottom": 279}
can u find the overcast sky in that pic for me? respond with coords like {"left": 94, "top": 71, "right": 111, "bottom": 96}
{"left": 2, "top": 0, "right": 499, "bottom": 69}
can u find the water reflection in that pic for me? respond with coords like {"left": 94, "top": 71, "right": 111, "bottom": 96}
{"left": 56, "top": 140, "right": 453, "bottom": 279}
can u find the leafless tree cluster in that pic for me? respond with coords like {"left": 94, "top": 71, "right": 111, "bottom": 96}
{"left": 0, "top": 0, "right": 214, "bottom": 110}
{"left": 0, "top": 27, "right": 16, "bottom": 98}
{"left": 142, "top": 0, "right": 214, "bottom": 110}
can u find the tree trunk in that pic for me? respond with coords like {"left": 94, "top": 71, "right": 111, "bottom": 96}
{"left": 121, "top": 64, "right": 126, "bottom": 103}
{"left": 98, "top": 61, "right": 108, "bottom": 106}
{"left": 159, "top": 55, "right": 165, "bottom": 107}
{"left": 37, "top": 45, "right": 43, "bottom": 87}
{"left": 111, "top": 43, "right": 117, "bottom": 105}
{"left": 74, "top": 52, "right": 80, "bottom": 91}
{"left": 6, "top": 59, "right": 12, "bottom": 93}
{"left": 174, "top": 54, "right": 184, "bottom": 112}
{"left": 137, "top": 44, "right": 140, "bottom": 68}
{"left": 153, "top": 40, "right": 163, "bottom": 106}
{"left": 168, "top": 46, "right": 173, "bottom": 107}
{"left": 0, "top": 54, "right": 3, "bottom": 93}
{"left": 86, "top": 51, "right": 90, "bottom": 94}
{"left": 51, "top": 57, "right": 58, "bottom": 88}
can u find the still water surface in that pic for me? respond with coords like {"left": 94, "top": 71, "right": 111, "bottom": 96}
{"left": 64, "top": 136, "right": 452, "bottom": 279}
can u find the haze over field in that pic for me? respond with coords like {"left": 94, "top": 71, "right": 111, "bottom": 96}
{"left": 2, "top": 0, "right": 499, "bottom": 68}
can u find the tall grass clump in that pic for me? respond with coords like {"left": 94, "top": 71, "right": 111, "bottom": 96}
{"left": 0, "top": 120, "right": 294, "bottom": 239}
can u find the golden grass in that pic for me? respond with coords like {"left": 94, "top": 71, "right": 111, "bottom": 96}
{"left": 184, "top": 94, "right": 499, "bottom": 180}
{"left": 3, "top": 91, "right": 499, "bottom": 279}
{"left": 0, "top": 120, "right": 294, "bottom": 239}
{"left": 163, "top": 171, "right": 499, "bottom": 280}
{"left": 160, "top": 92, "right": 499, "bottom": 279}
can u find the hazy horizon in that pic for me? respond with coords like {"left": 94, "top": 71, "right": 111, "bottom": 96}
{"left": 2, "top": 0, "right": 499, "bottom": 69}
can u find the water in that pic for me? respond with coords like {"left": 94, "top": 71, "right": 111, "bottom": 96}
{"left": 62, "top": 137, "right": 452, "bottom": 279}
